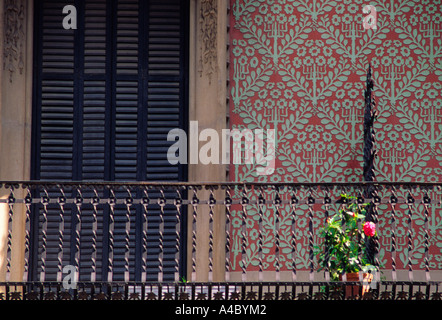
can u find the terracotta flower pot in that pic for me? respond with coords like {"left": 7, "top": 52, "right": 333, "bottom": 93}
{"left": 339, "top": 272, "right": 373, "bottom": 298}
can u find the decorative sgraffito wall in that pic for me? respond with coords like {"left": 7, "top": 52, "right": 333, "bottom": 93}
{"left": 228, "top": 0, "right": 442, "bottom": 275}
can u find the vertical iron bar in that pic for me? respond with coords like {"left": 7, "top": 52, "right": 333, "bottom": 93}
{"left": 124, "top": 188, "right": 133, "bottom": 282}
{"left": 406, "top": 192, "right": 414, "bottom": 282}
{"left": 257, "top": 187, "right": 265, "bottom": 282}
{"left": 241, "top": 186, "right": 249, "bottom": 282}
{"left": 57, "top": 187, "right": 66, "bottom": 282}
{"left": 90, "top": 189, "right": 99, "bottom": 282}
{"left": 224, "top": 187, "right": 232, "bottom": 282}
{"left": 208, "top": 188, "right": 215, "bottom": 282}
{"left": 74, "top": 188, "right": 83, "bottom": 282}
{"left": 174, "top": 189, "right": 182, "bottom": 283}
{"left": 191, "top": 188, "right": 199, "bottom": 282}
{"left": 158, "top": 188, "right": 166, "bottom": 283}
{"left": 274, "top": 186, "right": 281, "bottom": 282}
{"left": 390, "top": 189, "right": 398, "bottom": 281}
{"left": 23, "top": 187, "right": 32, "bottom": 282}
{"left": 390, "top": 190, "right": 398, "bottom": 282}
{"left": 423, "top": 191, "right": 431, "bottom": 282}
{"left": 323, "top": 190, "right": 331, "bottom": 282}
{"left": 307, "top": 193, "right": 315, "bottom": 282}
{"left": 372, "top": 191, "right": 381, "bottom": 287}
{"left": 290, "top": 189, "right": 298, "bottom": 282}
{"left": 356, "top": 192, "right": 363, "bottom": 281}
{"left": 141, "top": 188, "right": 149, "bottom": 282}
{"left": 6, "top": 187, "right": 15, "bottom": 281}
{"left": 363, "top": 63, "right": 376, "bottom": 183}
{"left": 107, "top": 188, "right": 116, "bottom": 282}
{"left": 363, "top": 63, "right": 377, "bottom": 269}
{"left": 40, "top": 188, "right": 49, "bottom": 282}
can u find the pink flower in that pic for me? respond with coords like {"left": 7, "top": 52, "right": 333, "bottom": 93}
{"left": 363, "top": 222, "right": 376, "bottom": 237}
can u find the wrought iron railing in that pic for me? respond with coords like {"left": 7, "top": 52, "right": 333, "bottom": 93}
{"left": 0, "top": 181, "right": 441, "bottom": 300}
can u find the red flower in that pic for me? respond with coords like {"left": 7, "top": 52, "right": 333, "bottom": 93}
{"left": 363, "top": 221, "right": 376, "bottom": 237}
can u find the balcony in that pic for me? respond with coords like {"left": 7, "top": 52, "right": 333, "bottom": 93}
{"left": 0, "top": 181, "right": 441, "bottom": 300}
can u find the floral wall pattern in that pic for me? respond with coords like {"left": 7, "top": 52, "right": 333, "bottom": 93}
{"left": 228, "top": 0, "right": 442, "bottom": 274}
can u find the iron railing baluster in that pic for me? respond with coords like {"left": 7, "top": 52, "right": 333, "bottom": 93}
{"left": 257, "top": 186, "right": 265, "bottom": 282}
{"left": 191, "top": 188, "right": 199, "bottom": 282}
{"left": 174, "top": 189, "right": 182, "bottom": 283}
{"left": 423, "top": 191, "right": 431, "bottom": 282}
{"left": 39, "top": 187, "right": 49, "bottom": 282}
{"left": 23, "top": 187, "right": 32, "bottom": 282}
{"left": 141, "top": 188, "right": 149, "bottom": 282}
{"left": 157, "top": 188, "right": 166, "bottom": 283}
{"left": 208, "top": 187, "right": 215, "bottom": 282}
{"left": 307, "top": 192, "right": 315, "bottom": 282}
{"left": 290, "top": 188, "right": 298, "bottom": 282}
{"left": 57, "top": 187, "right": 66, "bottom": 282}
{"left": 107, "top": 188, "right": 116, "bottom": 282}
{"left": 124, "top": 188, "right": 133, "bottom": 282}
{"left": 406, "top": 192, "right": 415, "bottom": 282}
{"left": 390, "top": 190, "right": 398, "bottom": 282}
{"left": 372, "top": 189, "right": 381, "bottom": 288}
{"left": 6, "top": 187, "right": 15, "bottom": 281}
{"left": 74, "top": 188, "right": 83, "bottom": 282}
{"left": 240, "top": 186, "right": 249, "bottom": 282}
{"left": 323, "top": 189, "right": 331, "bottom": 282}
{"left": 224, "top": 186, "right": 232, "bottom": 282}
{"left": 90, "top": 189, "right": 99, "bottom": 282}
{"left": 274, "top": 186, "right": 281, "bottom": 282}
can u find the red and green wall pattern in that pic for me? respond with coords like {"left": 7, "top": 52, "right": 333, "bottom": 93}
{"left": 228, "top": 0, "right": 442, "bottom": 274}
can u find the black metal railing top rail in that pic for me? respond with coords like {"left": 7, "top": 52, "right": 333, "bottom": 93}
{"left": 0, "top": 181, "right": 441, "bottom": 285}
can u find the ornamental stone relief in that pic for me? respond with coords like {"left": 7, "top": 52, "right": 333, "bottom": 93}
{"left": 3, "top": 0, "right": 25, "bottom": 82}
{"left": 199, "top": 0, "right": 218, "bottom": 82}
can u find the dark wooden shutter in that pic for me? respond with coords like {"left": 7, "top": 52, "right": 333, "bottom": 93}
{"left": 32, "top": 0, "right": 188, "bottom": 282}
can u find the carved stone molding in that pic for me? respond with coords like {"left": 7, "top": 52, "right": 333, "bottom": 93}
{"left": 3, "top": 0, "right": 25, "bottom": 83}
{"left": 198, "top": 0, "right": 217, "bottom": 83}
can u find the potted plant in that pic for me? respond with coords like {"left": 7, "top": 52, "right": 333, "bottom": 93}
{"left": 316, "top": 194, "right": 377, "bottom": 298}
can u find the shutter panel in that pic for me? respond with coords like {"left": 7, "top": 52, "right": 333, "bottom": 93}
{"left": 78, "top": 0, "right": 108, "bottom": 281}
{"left": 32, "top": 0, "right": 188, "bottom": 282}
{"left": 147, "top": 0, "right": 183, "bottom": 181}
{"left": 115, "top": 0, "right": 139, "bottom": 181}
{"left": 146, "top": 1, "right": 186, "bottom": 279}
{"left": 111, "top": 1, "right": 140, "bottom": 280}
{"left": 36, "top": 0, "right": 76, "bottom": 280}
{"left": 39, "top": 0, "right": 75, "bottom": 181}
{"left": 83, "top": 0, "right": 107, "bottom": 180}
